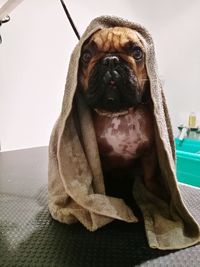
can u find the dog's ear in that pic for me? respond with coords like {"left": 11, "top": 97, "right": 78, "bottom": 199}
{"left": 141, "top": 79, "right": 151, "bottom": 104}
{"left": 81, "top": 33, "right": 99, "bottom": 55}
{"left": 81, "top": 35, "right": 92, "bottom": 51}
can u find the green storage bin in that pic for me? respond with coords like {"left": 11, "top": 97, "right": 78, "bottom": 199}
{"left": 175, "top": 138, "right": 200, "bottom": 187}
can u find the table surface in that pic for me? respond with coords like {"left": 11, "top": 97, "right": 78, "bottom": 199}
{"left": 0, "top": 147, "right": 200, "bottom": 267}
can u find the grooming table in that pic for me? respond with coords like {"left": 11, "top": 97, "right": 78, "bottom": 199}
{"left": 0, "top": 147, "right": 199, "bottom": 267}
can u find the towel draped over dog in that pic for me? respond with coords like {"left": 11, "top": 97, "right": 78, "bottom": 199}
{"left": 48, "top": 16, "right": 200, "bottom": 250}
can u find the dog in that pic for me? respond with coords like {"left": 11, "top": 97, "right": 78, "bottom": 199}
{"left": 78, "top": 27, "right": 159, "bottom": 205}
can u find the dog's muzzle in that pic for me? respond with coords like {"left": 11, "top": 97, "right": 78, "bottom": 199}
{"left": 102, "top": 56, "right": 121, "bottom": 87}
{"left": 85, "top": 55, "right": 142, "bottom": 111}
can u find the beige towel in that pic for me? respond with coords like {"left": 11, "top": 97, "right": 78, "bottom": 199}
{"left": 48, "top": 16, "right": 200, "bottom": 250}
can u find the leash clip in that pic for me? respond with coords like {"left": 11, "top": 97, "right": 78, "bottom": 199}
{"left": 0, "top": 15, "right": 10, "bottom": 44}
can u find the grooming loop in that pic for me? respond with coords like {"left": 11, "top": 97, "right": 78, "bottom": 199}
{"left": 60, "top": 0, "right": 80, "bottom": 40}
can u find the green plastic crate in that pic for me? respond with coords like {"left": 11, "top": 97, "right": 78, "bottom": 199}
{"left": 175, "top": 138, "right": 200, "bottom": 187}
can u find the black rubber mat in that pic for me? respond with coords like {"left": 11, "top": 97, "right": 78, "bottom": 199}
{"left": 0, "top": 147, "right": 199, "bottom": 267}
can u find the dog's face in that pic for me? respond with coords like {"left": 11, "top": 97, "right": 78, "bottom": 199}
{"left": 78, "top": 27, "right": 148, "bottom": 112}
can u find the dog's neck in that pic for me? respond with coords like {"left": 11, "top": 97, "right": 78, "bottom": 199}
{"left": 93, "top": 98, "right": 150, "bottom": 118}
{"left": 94, "top": 107, "right": 135, "bottom": 118}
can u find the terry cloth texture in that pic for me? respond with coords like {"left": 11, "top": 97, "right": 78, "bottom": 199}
{"left": 48, "top": 15, "right": 200, "bottom": 250}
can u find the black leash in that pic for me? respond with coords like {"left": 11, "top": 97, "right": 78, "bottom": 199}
{"left": 1, "top": 1, "right": 80, "bottom": 44}
{"left": 60, "top": 0, "right": 80, "bottom": 40}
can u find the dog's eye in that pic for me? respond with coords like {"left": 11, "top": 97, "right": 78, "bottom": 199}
{"left": 81, "top": 51, "right": 92, "bottom": 63}
{"left": 132, "top": 47, "right": 143, "bottom": 60}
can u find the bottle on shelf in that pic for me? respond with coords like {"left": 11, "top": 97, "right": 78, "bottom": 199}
{"left": 188, "top": 112, "right": 198, "bottom": 139}
{"left": 188, "top": 112, "right": 197, "bottom": 128}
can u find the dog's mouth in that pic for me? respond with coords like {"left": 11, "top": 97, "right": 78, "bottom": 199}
{"left": 85, "top": 55, "right": 143, "bottom": 112}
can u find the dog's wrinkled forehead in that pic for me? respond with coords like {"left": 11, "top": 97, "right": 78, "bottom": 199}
{"left": 87, "top": 27, "right": 144, "bottom": 52}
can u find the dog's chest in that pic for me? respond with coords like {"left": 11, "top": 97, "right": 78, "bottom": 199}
{"left": 92, "top": 107, "right": 154, "bottom": 169}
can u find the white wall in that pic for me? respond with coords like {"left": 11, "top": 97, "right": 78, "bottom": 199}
{"left": 1, "top": 0, "right": 200, "bottom": 151}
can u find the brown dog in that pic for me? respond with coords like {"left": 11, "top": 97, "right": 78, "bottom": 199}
{"left": 78, "top": 27, "right": 158, "bottom": 204}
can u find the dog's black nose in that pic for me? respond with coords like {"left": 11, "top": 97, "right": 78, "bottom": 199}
{"left": 102, "top": 56, "right": 119, "bottom": 67}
